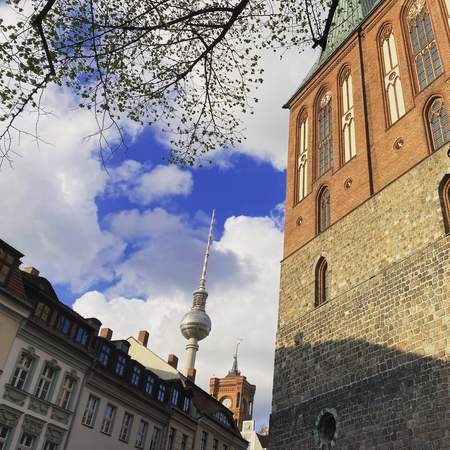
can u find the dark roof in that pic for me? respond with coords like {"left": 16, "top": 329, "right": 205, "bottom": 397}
{"left": 284, "top": 0, "right": 383, "bottom": 108}
{"left": 257, "top": 433, "right": 269, "bottom": 449}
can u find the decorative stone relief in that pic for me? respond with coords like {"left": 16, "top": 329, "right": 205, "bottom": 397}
{"left": 3, "top": 384, "right": 28, "bottom": 406}
{"left": 45, "top": 424, "right": 66, "bottom": 444}
{"left": 344, "top": 178, "right": 353, "bottom": 190}
{"left": 408, "top": 0, "right": 426, "bottom": 20}
{"left": 296, "top": 217, "right": 304, "bottom": 226}
{"left": 0, "top": 404, "right": 22, "bottom": 427}
{"left": 51, "top": 405, "right": 72, "bottom": 425}
{"left": 22, "top": 414, "right": 45, "bottom": 436}
{"left": 29, "top": 396, "right": 50, "bottom": 416}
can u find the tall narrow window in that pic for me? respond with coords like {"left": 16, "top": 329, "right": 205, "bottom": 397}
{"left": 98, "top": 344, "right": 111, "bottom": 367}
{"left": 407, "top": 0, "right": 443, "bottom": 91}
{"left": 181, "top": 434, "right": 188, "bottom": 450}
{"left": 171, "top": 388, "right": 179, "bottom": 407}
{"left": 57, "top": 374, "right": 76, "bottom": 410}
{"left": 318, "top": 187, "right": 331, "bottom": 233}
{"left": 427, "top": 98, "right": 450, "bottom": 151}
{"left": 130, "top": 366, "right": 141, "bottom": 386}
{"left": 17, "top": 433, "right": 35, "bottom": 450}
{"left": 135, "top": 420, "right": 148, "bottom": 449}
{"left": 149, "top": 427, "right": 161, "bottom": 450}
{"left": 340, "top": 71, "right": 357, "bottom": 162}
{"left": 43, "top": 442, "right": 58, "bottom": 450}
{"left": 439, "top": 175, "right": 450, "bottom": 233}
{"left": 200, "top": 432, "right": 208, "bottom": 450}
{"left": 35, "top": 363, "right": 58, "bottom": 401}
{"left": 11, "top": 351, "right": 34, "bottom": 390}
{"left": 144, "top": 375, "right": 155, "bottom": 396}
{"left": 0, "top": 425, "right": 11, "bottom": 450}
{"left": 167, "top": 427, "right": 176, "bottom": 450}
{"left": 315, "top": 258, "right": 329, "bottom": 307}
{"left": 100, "top": 403, "right": 116, "bottom": 435}
{"left": 380, "top": 28, "right": 406, "bottom": 124}
{"left": 82, "top": 395, "right": 99, "bottom": 427}
{"left": 119, "top": 412, "right": 133, "bottom": 442}
{"left": 296, "top": 115, "right": 308, "bottom": 202}
{"left": 318, "top": 93, "right": 333, "bottom": 176}
{"left": 157, "top": 383, "right": 166, "bottom": 402}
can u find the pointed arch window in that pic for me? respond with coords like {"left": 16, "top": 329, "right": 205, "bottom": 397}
{"left": 380, "top": 28, "right": 406, "bottom": 124}
{"left": 340, "top": 70, "right": 356, "bottom": 162}
{"left": 317, "top": 187, "right": 330, "bottom": 233}
{"left": 439, "top": 175, "right": 450, "bottom": 234}
{"left": 315, "top": 258, "right": 329, "bottom": 307}
{"left": 296, "top": 115, "right": 308, "bottom": 203}
{"left": 318, "top": 93, "right": 333, "bottom": 176}
{"left": 407, "top": 0, "right": 443, "bottom": 91}
{"left": 427, "top": 98, "right": 450, "bottom": 151}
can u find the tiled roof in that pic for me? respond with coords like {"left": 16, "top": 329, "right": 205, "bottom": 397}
{"left": 284, "top": 0, "right": 383, "bottom": 107}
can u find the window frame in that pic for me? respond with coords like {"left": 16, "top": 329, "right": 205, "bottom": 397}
{"left": 81, "top": 394, "right": 100, "bottom": 428}
{"left": 200, "top": 431, "right": 208, "bottom": 450}
{"left": 100, "top": 403, "right": 117, "bottom": 436}
{"left": 119, "top": 412, "right": 134, "bottom": 443}
{"left": 425, "top": 97, "right": 450, "bottom": 152}
{"left": 135, "top": 420, "right": 148, "bottom": 449}
{"left": 0, "top": 425, "right": 11, "bottom": 450}
{"left": 316, "top": 91, "right": 333, "bottom": 178}
{"left": 295, "top": 111, "right": 309, "bottom": 205}
{"left": 17, "top": 432, "right": 35, "bottom": 450}
{"left": 315, "top": 257, "right": 329, "bottom": 307}
{"left": 439, "top": 175, "right": 450, "bottom": 234}
{"left": 34, "top": 361, "right": 59, "bottom": 402}
{"left": 317, "top": 186, "right": 331, "bottom": 234}
{"left": 56, "top": 372, "right": 77, "bottom": 410}
{"left": 156, "top": 383, "right": 166, "bottom": 402}
{"left": 404, "top": 0, "right": 443, "bottom": 93}
{"left": 339, "top": 67, "right": 357, "bottom": 164}
{"left": 149, "top": 427, "right": 161, "bottom": 450}
{"left": 10, "top": 349, "right": 37, "bottom": 391}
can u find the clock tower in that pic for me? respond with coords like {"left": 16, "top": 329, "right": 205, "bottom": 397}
{"left": 209, "top": 345, "right": 256, "bottom": 429}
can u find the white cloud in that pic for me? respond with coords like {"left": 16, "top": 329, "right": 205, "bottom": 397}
{"left": 74, "top": 212, "right": 283, "bottom": 428}
{"left": 0, "top": 86, "right": 132, "bottom": 291}
{"left": 235, "top": 47, "right": 319, "bottom": 170}
{"left": 107, "top": 161, "right": 193, "bottom": 205}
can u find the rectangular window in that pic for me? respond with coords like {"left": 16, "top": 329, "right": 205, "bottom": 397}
{"left": 144, "top": 375, "right": 154, "bottom": 396}
{"left": 135, "top": 420, "right": 148, "bottom": 449}
{"left": 98, "top": 344, "right": 111, "bottom": 367}
{"left": 56, "top": 314, "right": 71, "bottom": 335}
{"left": 131, "top": 366, "right": 141, "bottom": 386}
{"left": 157, "top": 384, "right": 166, "bottom": 402}
{"left": 115, "top": 354, "right": 126, "bottom": 376}
{"left": 212, "top": 439, "right": 218, "bottom": 450}
{"left": 57, "top": 375, "right": 76, "bottom": 410}
{"left": 0, "top": 426, "right": 10, "bottom": 450}
{"left": 181, "top": 434, "right": 188, "bottom": 450}
{"left": 0, "top": 247, "right": 15, "bottom": 285}
{"left": 11, "top": 352, "right": 34, "bottom": 390}
{"left": 43, "top": 442, "right": 58, "bottom": 450}
{"left": 167, "top": 428, "right": 176, "bottom": 450}
{"left": 100, "top": 403, "right": 116, "bottom": 435}
{"left": 75, "top": 327, "right": 89, "bottom": 346}
{"left": 35, "top": 363, "right": 57, "bottom": 400}
{"left": 82, "top": 395, "right": 99, "bottom": 427}
{"left": 149, "top": 427, "right": 161, "bottom": 450}
{"left": 119, "top": 412, "right": 133, "bottom": 443}
{"left": 171, "top": 388, "right": 179, "bottom": 406}
{"left": 35, "top": 303, "right": 51, "bottom": 323}
{"left": 200, "top": 432, "right": 208, "bottom": 450}
{"left": 18, "top": 433, "right": 35, "bottom": 450}
{"left": 183, "top": 397, "right": 190, "bottom": 413}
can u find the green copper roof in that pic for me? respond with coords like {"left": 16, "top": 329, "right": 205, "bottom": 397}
{"left": 284, "top": 0, "right": 383, "bottom": 108}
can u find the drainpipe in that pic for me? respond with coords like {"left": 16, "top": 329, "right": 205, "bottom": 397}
{"left": 358, "top": 28, "right": 375, "bottom": 196}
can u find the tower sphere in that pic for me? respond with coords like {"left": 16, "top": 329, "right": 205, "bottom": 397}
{"left": 180, "top": 308, "right": 211, "bottom": 341}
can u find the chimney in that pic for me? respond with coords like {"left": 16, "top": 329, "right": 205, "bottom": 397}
{"left": 23, "top": 266, "right": 40, "bottom": 276}
{"left": 100, "top": 328, "right": 113, "bottom": 341}
{"left": 138, "top": 330, "right": 149, "bottom": 347}
{"left": 187, "top": 368, "right": 196, "bottom": 382}
{"left": 167, "top": 354, "right": 178, "bottom": 369}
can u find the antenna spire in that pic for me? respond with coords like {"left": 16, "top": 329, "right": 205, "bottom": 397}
{"left": 199, "top": 209, "right": 215, "bottom": 290}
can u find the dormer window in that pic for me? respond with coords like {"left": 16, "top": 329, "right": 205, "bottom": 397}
{"left": 75, "top": 327, "right": 89, "bottom": 346}
{"left": 0, "top": 247, "right": 16, "bottom": 285}
{"left": 131, "top": 366, "right": 141, "bottom": 386}
{"left": 115, "top": 354, "right": 126, "bottom": 376}
{"left": 183, "top": 396, "right": 190, "bottom": 413}
{"left": 157, "top": 383, "right": 166, "bottom": 402}
{"left": 35, "top": 303, "right": 51, "bottom": 323}
{"left": 171, "top": 388, "right": 179, "bottom": 406}
{"left": 56, "top": 314, "right": 71, "bottom": 335}
{"left": 98, "top": 344, "right": 111, "bottom": 367}
{"left": 144, "top": 374, "right": 155, "bottom": 396}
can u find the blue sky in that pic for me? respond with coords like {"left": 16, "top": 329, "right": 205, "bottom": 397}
{"left": 0, "top": 1, "right": 318, "bottom": 427}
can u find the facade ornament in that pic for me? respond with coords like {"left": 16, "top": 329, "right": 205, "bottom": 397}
{"left": 320, "top": 92, "right": 332, "bottom": 108}
{"left": 45, "top": 424, "right": 66, "bottom": 444}
{"left": 0, "top": 404, "right": 22, "bottom": 428}
{"left": 393, "top": 138, "right": 405, "bottom": 150}
{"left": 344, "top": 178, "right": 353, "bottom": 190}
{"left": 22, "top": 414, "right": 45, "bottom": 436}
{"left": 296, "top": 216, "right": 304, "bottom": 226}
{"left": 408, "top": 0, "right": 426, "bottom": 21}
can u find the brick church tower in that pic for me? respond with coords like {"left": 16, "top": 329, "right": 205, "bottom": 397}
{"left": 210, "top": 349, "right": 256, "bottom": 429}
{"left": 270, "top": 0, "right": 450, "bottom": 447}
